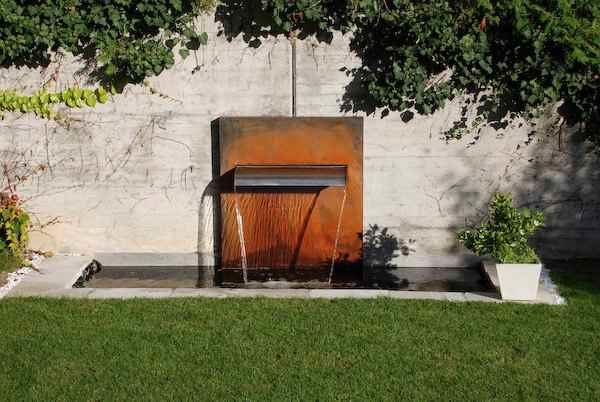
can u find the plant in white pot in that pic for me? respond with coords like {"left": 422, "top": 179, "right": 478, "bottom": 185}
{"left": 458, "top": 193, "right": 545, "bottom": 301}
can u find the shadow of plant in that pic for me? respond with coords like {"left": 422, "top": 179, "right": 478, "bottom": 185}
{"left": 361, "top": 224, "right": 410, "bottom": 289}
{"left": 362, "top": 224, "right": 399, "bottom": 268}
{"left": 215, "top": 0, "right": 599, "bottom": 148}
{"left": 214, "top": 0, "right": 451, "bottom": 125}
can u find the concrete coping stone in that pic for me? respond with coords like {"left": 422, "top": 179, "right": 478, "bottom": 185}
{"left": 391, "top": 253, "right": 482, "bottom": 268}
{"left": 93, "top": 252, "right": 201, "bottom": 267}
{"left": 5, "top": 255, "right": 563, "bottom": 304}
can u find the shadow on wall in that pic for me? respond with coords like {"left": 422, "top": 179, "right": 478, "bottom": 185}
{"left": 197, "top": 120, "right": 223, "bottom": 273}
{"left": 512, "top": 124, "right": 600, "bottom": 259}
{"left": 214, "top": 0, "right": 376, "bottom": 115}
{"left": 361, "top": 224, "right": 409, "bottom": 288}
{"left": 362, "top": 224, "right": 399, "bottom": 268}
{"left": 199, "top": 123, "right": 600, "bottom": 271}
{"left": 210, "top": 4, "right": 600, "bottom": 259}
{"left": 349, "top": 107, "right": 600, "bottom": 260}
{"left": 437, "top": 116, "right": 600, "bottom": 259}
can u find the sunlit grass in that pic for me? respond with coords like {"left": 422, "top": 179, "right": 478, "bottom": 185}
{"left": 1, "top": 270, "right": 599, "bottom": 401}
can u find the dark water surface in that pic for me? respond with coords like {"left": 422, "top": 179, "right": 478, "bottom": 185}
{"left": 76, "top": 264, "right": 492, "bottom": 292}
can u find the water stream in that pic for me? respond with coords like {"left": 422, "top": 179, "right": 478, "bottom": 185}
{"left": 229, "top": 187, "right": 346, "bottom": 284}
{"left": 233, "top": 191, "right": 248, "bottom": 284}
{"left": 329, "top": 188, "right": 347, "bottom": 284}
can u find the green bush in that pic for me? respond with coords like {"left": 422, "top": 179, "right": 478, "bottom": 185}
{"left": 458, "top": 193, "right": 544, "bottom": 263}
{"left": 0, "top": 250, "right": 22, "bottom": 273}
{"left": 0, "top": 193, "right": 30, "bottom": 269}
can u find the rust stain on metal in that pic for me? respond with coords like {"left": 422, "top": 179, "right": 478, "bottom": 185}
{"left": 218, "top": 117, "right": 363, "bottom": 281}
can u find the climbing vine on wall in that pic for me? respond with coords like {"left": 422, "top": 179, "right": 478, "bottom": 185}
{"left": 1, "top": 0, "right": 597, "bottom": 143}
{"left": 0, "top": 87, "right": 109, "bottom": 120}
{"left": 218, "top": 0, "right": 599, "bottom": 145}
{"left": 0, "top": 0, "right": 213, "bottom": 120}
{"left": 1, "top": 0, "right": 213, "bottom": 86}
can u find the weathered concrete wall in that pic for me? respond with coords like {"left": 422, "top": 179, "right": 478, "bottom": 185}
{"left": 1, "top": 15, "right": 599, "bottom": 262}
{"left": 295, "top": 34, "right": 600, "bottom": 260}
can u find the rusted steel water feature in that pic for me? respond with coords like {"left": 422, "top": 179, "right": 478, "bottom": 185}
{"left": 218, "top": 117, "right": 363, "bottom": 285}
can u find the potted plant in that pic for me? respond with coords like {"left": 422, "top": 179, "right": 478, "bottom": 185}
{"left": 458, "top": 193, "right": 545, "bottom": 301}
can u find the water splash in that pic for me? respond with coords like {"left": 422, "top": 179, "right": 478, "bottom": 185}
{"left": 329, "top": 188, "right": 347, "bottom": 285}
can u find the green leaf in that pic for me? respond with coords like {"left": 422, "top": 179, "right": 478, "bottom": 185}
{"left": 179, "top": 48, "right": 190, "bottom": 59}
{"left": 85, "top": 93, "right": 97, "bottom": 107}
{"left": 72, "top": 87, "right": 83, "bottom": 99}
{"left": 165, "top": 38, "right": 179, "bottom": 49}
{"left": 478, "top": 59, "right": 492, "bottom": 74}
{"left": 97, "top": 88, "right": 109, "bottom": 104}
{"left": 105, "top": 64, "right": 117, "bottom": 76}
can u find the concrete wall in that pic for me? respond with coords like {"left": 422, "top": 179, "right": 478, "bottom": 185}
{"left": 1, "top": 15, "right": 599, "bottom": 262}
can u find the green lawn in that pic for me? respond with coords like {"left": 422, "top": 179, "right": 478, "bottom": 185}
{"left": 1, "top": 265, "right": 599, "bottom": 401}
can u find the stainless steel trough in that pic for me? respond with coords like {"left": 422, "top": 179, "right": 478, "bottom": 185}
{"left": 233, "top": 165, "right": 347, "bottom": 188}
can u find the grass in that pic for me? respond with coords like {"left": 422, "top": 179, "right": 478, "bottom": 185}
{"left": 0, "top": 265, "right": 599, "bottom": 401}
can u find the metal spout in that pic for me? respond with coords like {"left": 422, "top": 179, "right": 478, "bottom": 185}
{"left": 234, "top": 165, "right": 346, "bottom": 188}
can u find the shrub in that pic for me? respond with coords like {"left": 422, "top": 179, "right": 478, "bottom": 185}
{"left": 458, "top": 193, "right": 544, "bottom": 263}
{"left": 0, "top": 250, "right": 21, "bottom": 273}
{"left": 0, "top": 192, "right": 30, "bottom": 268}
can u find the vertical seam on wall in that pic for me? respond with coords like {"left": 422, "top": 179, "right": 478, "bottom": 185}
{"left": 291, "top": 36, "right": 296, "bottom": 117}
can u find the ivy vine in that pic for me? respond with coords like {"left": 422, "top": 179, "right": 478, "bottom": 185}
{"left": 217, "top": 0, "right": 599, "bottom": 145}
{"left": 0, "top": 87, "right": 109, "bottom": 120}
{"left": 0, "top": 0, "right": 213, "bottom": 88}
{"left": 1, "top": 0, "right": 597, "bottom": 145}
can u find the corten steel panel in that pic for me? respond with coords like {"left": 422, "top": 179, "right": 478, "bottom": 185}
{"left": 218, "top": 117, "right": 363, "bottom": 281}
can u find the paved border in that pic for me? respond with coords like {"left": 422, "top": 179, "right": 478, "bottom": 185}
{"left": 5, "top": 255, "right": 563, "bottom": 304}
{"left": 6, "top": 255, "right": 91, "bottom": 298}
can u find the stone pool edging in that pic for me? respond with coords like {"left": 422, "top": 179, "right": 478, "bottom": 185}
{"left": 0, "top": 253, "right": 46, "bottom": 299}
{"left": 5, "top": 255, "right": 563, "bottom": 304}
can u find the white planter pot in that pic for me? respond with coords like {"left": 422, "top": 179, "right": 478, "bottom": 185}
{"left": 496, "top": 263, "right": 542, "bottom": 301}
